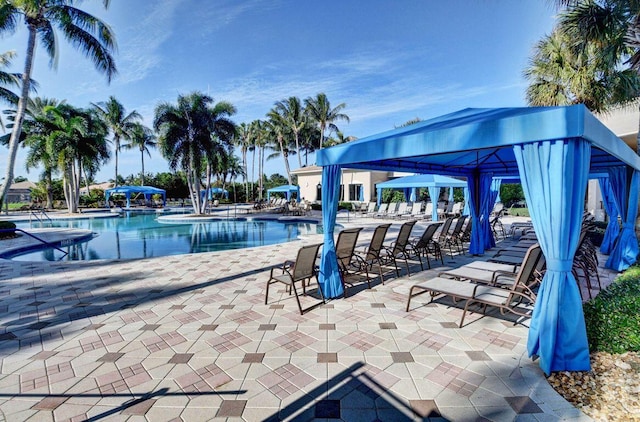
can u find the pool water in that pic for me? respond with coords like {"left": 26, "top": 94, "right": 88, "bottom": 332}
{"left": 12, "top": 212, "right": 325, "bottom": 261}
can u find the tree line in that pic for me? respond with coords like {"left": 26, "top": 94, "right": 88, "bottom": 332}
{"left": 0, "top": 1, "right": 353, "bottom": 215}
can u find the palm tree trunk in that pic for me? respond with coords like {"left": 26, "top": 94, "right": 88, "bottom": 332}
{"left": 243, "top": 148, "right": 248, "bottom": 201}
{"left": 251, "top": 147, "right": 256, "bottom": 201}
{"left": 277, "top": 135, "right": 292, "bottom": 185}
{"left": 114, "top": 134, "right": 120, "bottom": 186}
{"left": 259, "top": 146, "right": 264, "bottom": 200}
{"left": 45, "top": 170, "right": 53, "bottom": 209}
{"left": 0, "top": 25, "right": 36, "bottom": 203}
{"left": 319, "top": 125, "right": 325, "bottom": 150}
{"left": 140, "top": 147, "right": 145, "bottom": 185}
{"left": 83, "top": 167, "right": 92, "bottom": 197}
{"left": 294, "top": 132, "right": 302, "bottom": 167}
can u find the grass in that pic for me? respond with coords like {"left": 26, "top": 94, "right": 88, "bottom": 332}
{"left": 507, "top": 207, "right": 530, "bottom": 217}
{"left": 583, "top": 266, "right": 640, "bottom": 354}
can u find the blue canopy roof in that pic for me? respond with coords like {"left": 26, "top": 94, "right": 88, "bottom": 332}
{"left": 376, "top": 174, "right": 467, "bottom": 189}
{"left": 105, "top": 185, "right": 166, "bottom": 208}
{"left": 317, "top": 105, "right": 640, "bottom": 175}
{"left": 267, "top": 184, "right": 300, "bottom": 200}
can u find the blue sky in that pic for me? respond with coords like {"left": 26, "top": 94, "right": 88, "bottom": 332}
{"left": 0, "top": 0, "right": 557, "bottom": 183}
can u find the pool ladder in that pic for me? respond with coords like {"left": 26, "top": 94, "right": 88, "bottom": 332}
{"left": 29, "top": 209, "right": 52, "bottom": 223}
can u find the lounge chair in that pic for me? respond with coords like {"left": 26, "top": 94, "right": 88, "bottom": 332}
{"left": 446, "top": 202, "right": 463, "bottom": 218}
{"left": 439, "top": 216, "right": 467, "bottom": 258}
{"left": 408, "top": 222, "right": 443, "bottom": 269}
{"left": 335, "top": 228, "right": 374, "bottom": 296}
{"left": 403, "top": 202, "right": 424, "bottom": 219}
{"left": 384, "top": 202, "right": 399, "bottom": 219}
{"left": 379, "top": 220, "right": 418, "bottom": 276}
{"left": 352, "top": 223, "right": 392, "bottom": 285}
{"left": 392, "top": 202, "right": 410, "bottom": 219}
{"left": 363, "top": 202, "right": 376, "bottom": 217}
{"left": 374, "top": 203, "right": 388, "bottom": 218}
{"left": 406, "top": 244, "right": 543, "bottom": 327}
{"left": 265, "top": 243, "right": 325, "bottom": 314}
{"left": 439, "top": 245, "right": 545, "bottom": 287}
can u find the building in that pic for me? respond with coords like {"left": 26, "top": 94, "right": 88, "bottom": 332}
{"left": 2, "top": 180, "right": 36, "bottom": 203}
{"left": 291, "top": 166, "right": 411, "bottom": 203}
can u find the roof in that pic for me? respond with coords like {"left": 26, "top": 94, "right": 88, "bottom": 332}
{"left": 376, "top": 174, "right": 467, "bottom": 189}
{"left": 267, "top": 184, "right": 300, "bottom": 193}
{"left": 105, "top": 185, "right": 165, "bottom": 195}
{"left": 316, "top": 105, "right": 640, "bottom": 177}
{"left": 3, "top": 181, "right": 36, "bottom": 191}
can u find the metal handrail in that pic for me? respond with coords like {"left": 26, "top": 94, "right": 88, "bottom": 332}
{"left": 0, "top": 228, "right": 69, "bottom": 259}
{"left": 29, "top": 208, "right": 52, "bottom": 223}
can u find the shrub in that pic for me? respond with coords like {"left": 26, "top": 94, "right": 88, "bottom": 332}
{"left": 583, "top": 267, "right": 640, "bottom": 353}
{"left": 0, "top": 221, "right": 16, "bottom": 239}
{"left": 338, "top": 202, "right": 353, "bottom": 211}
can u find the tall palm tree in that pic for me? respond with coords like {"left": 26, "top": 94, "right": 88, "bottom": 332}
{"left": 121, "top": 123, "right": 156, "bottom": 185}
{"left": 92, "top": 96, "right": 141, "bottom": 186}
{"left": 273, "top": 96, "right": 306, "bottom": 167}
{"left": 304, "top": 93, "right": 350, "bottom": 149}
{"left": 265, "top": 108, "right": 294, "bottom": 185}
{"left": 325, "top": 131, "right": 357, "bottom": 147}
{"left": 0, "top": 0, "right": 116, "bottom": 202}
{"left": 524, "top": 28, "right": 640, "bottom": 111}
{"left": 154, "top": 91, "right": 236, "bottom": 214}
{"left": 234, "top": 122, "right": 251, "bottom": 200}
{"left": 554, "top": 0, "right": 640, "bottom": 151}
{"left": 250, "top": 119, "right": 266, "bottom": 200}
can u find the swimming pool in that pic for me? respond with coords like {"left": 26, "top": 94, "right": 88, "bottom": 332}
{"left": 12, "top": 212, "right": 326, "bottom": 261}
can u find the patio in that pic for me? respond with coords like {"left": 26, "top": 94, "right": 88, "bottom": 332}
{"left": 0, "top": 216, "right": 612, "bottom": 421}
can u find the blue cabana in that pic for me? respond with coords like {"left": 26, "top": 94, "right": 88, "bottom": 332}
{"left": 316, "top": 105, "right": 640, "bottom": 375}
{"left": 201, "top": 187, "right": 229, "bottom": 200}
{"left": 375, "top": 174, "right": 468, "bottom": 220}
{"left": 267, "top": 184, "right": 300, "bottom": 200}
{"left": 105, "top": 185, "right": 166, "bottom": 208}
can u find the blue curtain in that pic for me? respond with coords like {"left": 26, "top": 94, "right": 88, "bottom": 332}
{"left": 376, "top": 187, "right": 382, "bottom": 206}
{"left": 462, "top": 187, "right": 470, "bottom": 216}
{"left": 448, "top": 187, "right": 454, "bottom": 202}
{"left": 403, "top": 188, "right": 412, "bottom": 202}
{"left": 467, "top": 173, "right": 484, "bottom": 254}
{"left": 428, "top": 186, "right": 440, "bottom": 221}
{"left": 598, "top": 177, "right": 619, "bottom": 255}
{"left": 479, "top": 175, "right": 500, "bottom": 249}
{"left": 606, "top": 168, "right": 640, "bottom": 271}
{"left": 359, "top": 185, "right": 365, "bottom": 202}
{"left": 319, "top": 165, "right": 344, "bottom": 298}
{"left": 513, "top": 139, "right": 591, "bottom": 375}
{"left": 410, "top": 188, "right": 417, "bottom": 202}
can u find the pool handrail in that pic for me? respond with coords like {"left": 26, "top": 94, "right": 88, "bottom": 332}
{"left": 0, "top": 228, "right": 69, "bottom": 259}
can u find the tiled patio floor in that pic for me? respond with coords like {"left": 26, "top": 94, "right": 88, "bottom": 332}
{"left": 0, "top": 215, "right": 614, "bottom": 421}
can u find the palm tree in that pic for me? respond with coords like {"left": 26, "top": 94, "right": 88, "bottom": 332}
{"left": 554, "top": 0, "right": 640, "bottom": 151}
{"left": 92, "top": 96, "right": 141, "bottom": 186}
{"left": 121, "top": 123, "right": 156, "bottom": 185}
{"left": 304, "top": 93, "right": 350, "bottom": 149}
{"left": 265, "top": 108, "right": 294, "bottom": 185}
{"left": 0, "top": 0, "right": 116, "bottom": 203}
{"left": 154, "top": 91, "right": 236, "bottom": 214}
{"left": 273, "top": 96, "right": 306, "bottom": 167}
{"left": 524, "top": 28, "right": 640, "bottom": 112}
{"left": 325, "top": 131, "right": 357, "bottom": 147}
{"left": 0, "top": 51, "right": 21, "bottom": 107}
{"left": 21, "top": 97, "right": 65, "bottom": 208}
{"left": 250, "top": 119, "right": 266, "bottom": 200}
{"left": 234, "top": 122, "right": 251, "bottom": 200}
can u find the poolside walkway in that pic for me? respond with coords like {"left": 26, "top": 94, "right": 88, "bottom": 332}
{"left": 0, "top": 215, "right": 614, "bottom": 421}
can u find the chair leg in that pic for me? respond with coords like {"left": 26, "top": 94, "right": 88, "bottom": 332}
{"left": 290, "top": 281, "right": 304, "bottom": 315}
{"left": 265, "top": 279, "right": 272, "bottom": 305}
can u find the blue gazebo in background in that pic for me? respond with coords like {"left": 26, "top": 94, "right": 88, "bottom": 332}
{"left": 316, "top": 105, "right": 640, "bottom": 375}
{"left": 201, "top": 187, "right": 229, "bottom": 200}
{"left": 105, "top": 186, "right": 166, "bottom": 208}
{"left": 375, "top": 174, "right": 468, "bottom": 220}
{"left": 267, "top": 184, "right": 300, "bottom": 200}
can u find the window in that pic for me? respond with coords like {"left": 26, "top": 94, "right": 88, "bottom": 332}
{"left": 348, "top": 184, "right": 363, "bottom": 201}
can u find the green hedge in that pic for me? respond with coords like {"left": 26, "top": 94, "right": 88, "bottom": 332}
{"left": 584, "top": 266, "right": 640, "bottom": 353}
{"left": 0, "top": 221, "right": 16, "bottom": 239}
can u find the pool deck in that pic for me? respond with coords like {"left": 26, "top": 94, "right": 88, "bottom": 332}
{"left": 0, "top": 211, "right": 615, "bottom": 421}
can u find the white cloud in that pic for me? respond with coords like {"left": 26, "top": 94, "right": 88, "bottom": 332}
{"left": 115, "top": 0, "right": 187, "bottom": 85}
